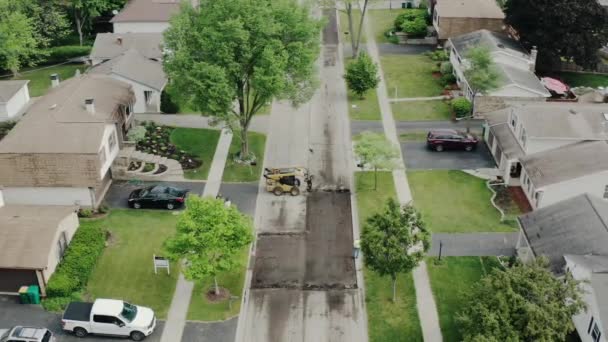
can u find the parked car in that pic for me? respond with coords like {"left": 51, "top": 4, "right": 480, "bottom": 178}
{"left": 61, "top": 299, "right": 156, "bottom": 341}
{"left": 426, "top": 129, "right": 478, "bottom": 152}
{"left": 128, "top": 185, "right": 188, "bottom": 210}
{"left": 0, "top": 326, "right": 55, "bottom": 342}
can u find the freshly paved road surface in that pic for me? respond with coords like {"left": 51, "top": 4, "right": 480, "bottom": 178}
{"left": 429, "top": 233, "right": 519, "bottom": 257}
{"left": 402, "top": 141, "right": 495, "bottom": 170}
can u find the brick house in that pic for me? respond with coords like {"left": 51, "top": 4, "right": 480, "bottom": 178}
{"left": 0, "top": 73, "right": 134, "bottom": 208}
{"left": 432, "top": 0, "right": 505, "bottom": 40}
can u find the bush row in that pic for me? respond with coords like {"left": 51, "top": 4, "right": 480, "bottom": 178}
{"left": 43, "top": 45, "right": 92, "bottom": 65}
{"left": 43, "top": 221, "right": 105, "bottom": 311}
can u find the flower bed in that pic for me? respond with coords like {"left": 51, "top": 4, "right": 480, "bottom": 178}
{"left": 137, "top": 122, "right": 202, "bottom": 170}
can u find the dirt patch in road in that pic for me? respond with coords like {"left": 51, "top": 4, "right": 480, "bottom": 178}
{"left": 252, "top": 192, "right": 357, "bottom": 290}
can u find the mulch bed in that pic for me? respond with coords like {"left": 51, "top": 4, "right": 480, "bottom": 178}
{"left": 136, "top": 122, "right": 202, "bottom": 170}
{"left": 507, "top": 186, "right": 533, "bottom": 214}
{"left": 205, "top": 287, "right": 230, "bottom": 302}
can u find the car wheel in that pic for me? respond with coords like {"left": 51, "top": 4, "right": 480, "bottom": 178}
{"left": 290, "top": 187, "right": 300, "bottom": 196}
{"left": 435, "top": 145, "right": 444, "bottom": 152}
{"left": 273, "top": 187, "right": 283, "bottom": 196}
{"left": 133, "top": 202, "right": 142, "bottom": 209}
{"left": 166, "top": 203, "right": 175, "bottom": 210}
{"left": 465, "top": 145, "right": 473, "bottom": 152}
{"left": 130, "top": 331, "right": 145, "bottom": 341}
{"left": 74, "top": 328, "right": 88, "bottom": 338}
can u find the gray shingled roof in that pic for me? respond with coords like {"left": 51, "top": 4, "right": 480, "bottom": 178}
{"left": 112, "top": 49, "right": 166, "bottom": 91}
{"left": 519, "top": 194, "right": 608, "bottom": 273}
{"left": 497, "top": 63, "right": 551, "bottom": 96}
{"left": 489, "top": 122, "right": 524, "bottom": 160}
{"left": 435, "top": 0, "right": 504, "bottom": 18}
{"left": 521, "top": 141, "right": 608, "bottom": 188}
{"left": 90, "top": 33, "right": 163, "bottom": 60}
{"left": 0, "top": 205, "right": 77, "bottom": 269}
{"left": 110, "top": 0, "right": 181, "bottom": 23}
{"left": 0, "top": 80, "right": 29, "bottom": 103}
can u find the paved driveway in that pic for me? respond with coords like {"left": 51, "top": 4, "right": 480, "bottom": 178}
{"left": 402, "top": 141, "right": 496, "bottom": 170}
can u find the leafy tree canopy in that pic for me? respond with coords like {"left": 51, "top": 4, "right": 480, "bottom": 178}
{"left": 354, "top": 132, "right": 399, "bottom": 189}
{"left": 505, "top": 0, "right": 608, "bottom": 69}
{"left": 457, "top": 258, "right": 586, "bottom": 342}
{"left": 463, "top": 46, "right": 500, "bottom": 95}
{"left": 345, "top": 53, "right": 380, "bottom": 99}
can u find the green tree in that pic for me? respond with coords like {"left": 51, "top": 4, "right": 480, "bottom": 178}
{"left": 354, "top": 132, "right": 399, "bottom": 190}
{"left": 164, "top": 196, "right": 253, "bottom": 295}
{"left": 361, "top": 199, "right": 430, "bottom": 302}
{"left": 505, "top": 0, "right": 608, "bottom": 70}
{"left": 0, "top": 1, "right": 48, "bottom": 76}
{"left": 61, "top": 0, "right": 112, "bottom": 46}
{"left": 345, "top": 53, "right": 380, "bottom": 99}
{"left": 164, "top": 0, "right": 322, "bottom": 158}
{"left": 11, "top": 0, "right": 71, "bottom": 46}
{"left": 458, "top": 258, "right": 585, "bottom": 342}
{"left": 320, "top": 0, "right": 372, "bottom": 58}
{"left": 463, "top": 46, "right": 499, "bottom": 131}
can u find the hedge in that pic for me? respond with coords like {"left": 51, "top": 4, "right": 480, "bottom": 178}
{"left": 43, "top": 45, "right": 92, "bottom": 65}
{"left": 43, "top": 220, "right": 105, "bottom": 310}
{"left": 451, "top": 97, "right": 473, "bottom": 118}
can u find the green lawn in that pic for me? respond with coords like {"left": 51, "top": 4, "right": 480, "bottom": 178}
{"left": 7, "top": 64, "right": 88, "bottom": 97}
{"left": 399, "top": 132, "right": 428, "bottom": 141}
{"left": 427, "top": 257, "right": 503, "bottom": 341}
{"left": 170, "top": 128, "right": 221, "bottom": 180}
{"left": 392, "top": 100, "right": 451, "bottom": 121}
{"left": 349, "top": 89, "right": 381, "bottom": 121}
{"left": 365, "top": 269, "right": 423, "bottom": 342}
{"left": 381, "top": 55, "right": 443, "bottom": 98}
{"left": 339, "top": 9, "right": 365, "bottom": 45}
{"left": 187, "top": 246, "right": 249, "bottom": 321}
{"left": 369, "top": 9, "right": 403, "bottom": 43}
{"left": 557, "top": 72, "right": 608, "bottom": 88}
{"left": 86, "top": 210, "right": 180, "bottom": 319}
{"left": 407, "top": 170, "right": 516, "bottom": 232}
{"left": 223, "top": 131, "right": 266, "bottom": 182}
{"left": 355, "top": 171, "right": 397, "bottom": 222}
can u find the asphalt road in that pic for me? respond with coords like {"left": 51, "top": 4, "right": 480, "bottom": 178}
{"left": 402, "top": 141, "right": 496, "bottom": 170}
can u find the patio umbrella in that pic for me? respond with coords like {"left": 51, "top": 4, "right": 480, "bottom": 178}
{"left": 541, "top": 77, "right": 569, "bottom": 95}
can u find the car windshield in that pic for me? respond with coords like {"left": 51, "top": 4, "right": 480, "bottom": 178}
{"left": 120, "top": 302, "right": 138, "bottom": 322}
{"left": 166, "top": 187, "right": 183, "bottom": 196}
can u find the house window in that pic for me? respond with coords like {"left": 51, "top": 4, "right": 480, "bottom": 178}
{"left": 57, "top": 231, "right": 68, "bottom": 261}
{"left": 604, "top": 185, "right": 608, "bottom": 199}
{"left": 520, "top": 128, "right": 527, "bottom": 147}
{"left": 592, "top": 323, "right": 602, "bottom": 342}
{"left": 108, "top": 131, "right": 117, "bottom": 152}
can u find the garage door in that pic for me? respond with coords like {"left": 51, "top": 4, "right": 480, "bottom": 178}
{"left": 0, "top": 269, "right": 38, "bottom": 293}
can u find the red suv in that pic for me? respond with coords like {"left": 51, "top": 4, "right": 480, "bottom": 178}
{"left": 427, "top": 129, "right": 478, "bottom": 152}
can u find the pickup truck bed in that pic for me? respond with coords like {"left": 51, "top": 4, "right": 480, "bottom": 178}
{"left": 63, "top": 302, "right": 93, "bottom": 322}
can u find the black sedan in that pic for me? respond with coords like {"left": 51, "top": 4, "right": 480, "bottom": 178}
{"left": 128, "top": 185, "right": 189, "bottom": 210}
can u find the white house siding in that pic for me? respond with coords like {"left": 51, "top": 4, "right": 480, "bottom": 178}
{"left": 523, "top": 170, "right": 608, "bottom": 209}
{"left": 566, "top": 258, "right": 607, "bottom": 342}
{"left": 0, "top": 86, "right": 29, "bottom": 120}
{"left": 42, "top": 212, "right": 79, "bottom": 282}
{"left": 2, "top": 187, "right": 93, "bottom": 207}
{"left": 0, "top": 189, "right": 4, "bottom": 207}
{"left": 110, "top": 74, "right": 161, "bottom": 113}
{"left": 99, "top": 124, "right": 120, "bottom": 179}
{"left": 113, "top": 22, "right": 170, "bottom": 33}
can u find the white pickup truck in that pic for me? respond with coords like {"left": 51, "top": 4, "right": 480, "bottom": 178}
{"left": 61, "top": 299, "right": 156, "bottom": 341}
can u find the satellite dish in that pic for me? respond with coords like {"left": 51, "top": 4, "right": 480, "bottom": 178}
{"left": 112, "top": 10, "right": 118, "bottom": 15}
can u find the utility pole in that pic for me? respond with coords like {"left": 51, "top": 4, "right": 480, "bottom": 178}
{"left": 438, "top": 240, "right": 443, "bottom": 261}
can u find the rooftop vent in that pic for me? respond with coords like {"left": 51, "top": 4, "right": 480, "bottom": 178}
{"left": 85, "top": 98, "right": 95, "bottom": 114}
{"left": 569, "top": 109, "right": 577, "bottom": 115}
{"left": 603, "top": 113, "right": 608, "bottom": 121}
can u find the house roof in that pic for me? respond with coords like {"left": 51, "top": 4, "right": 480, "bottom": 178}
{"left": 0, "top": 74, "right": 133, "bottom": 154}
{"left": 90, "top": 33, "right": 163, "bottom": 60}
{"left": 518, "top": 194, "right": 608, "bottom": 273}
{"left": 435, "top": 0, "right": 505, "bottom": 19}
{"left": 92, "top": 49, "right": 167, "bottom": 91}
{"left": 512, "top": 103, "right": 608, "bottom": 140}
{"left": 520, "top": 141, "right": 608, "bottom": 188}
{"left": 0, "top": 205, "right": 77, "bottom": 269}
{"left": 0, "top": 80, "right": 29, "bottom": 103}
{"left": 110, "top": 0, "right": 181, "bottom": 23}
{"left": 488, "top": 122, "right": 524, "bottom": 160}
{"left": 450, "top": 30, "right": 550, "bottom": 97}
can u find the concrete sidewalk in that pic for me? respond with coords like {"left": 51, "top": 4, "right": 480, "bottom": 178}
{"left": 160, "top": 129, "right": 234, "bottom": 342}
{"left": 135, "top": 113, "right": 269, "bottom": 134}
{"left": 362, "top": 11, "right": 443, "bottom": 342}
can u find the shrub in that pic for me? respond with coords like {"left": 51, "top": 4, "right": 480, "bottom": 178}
{"left": 0, "top": 121, "right": 16, "bottom": 141}
{"left": 394, "top": 9, "right": 426, "bottom": 31}
{"left": 97, "top": 204, "right": 110, "bottom": 214}
{"left": 402, "top": 17, "right": 428, "bottom": 37}
{"left": 127, "top": 125, "right": 147, "bottom": 143}
{"left": 77, "top": 209, "right": 93, "bottom": 218}
{"left": 440, "top": 61, "right": 453, "bottom": 75}
{"left": 425, "top": 50, "right": 449, "bottom": 61}
{"left": 160, "top": 90, "right": 180, "bottom": 114}
{"left": 440, "top": 73, "right": 456, "bottom": 86}
{"left": 44, "top": 46, "right": 92, "bottom": 65}
{"left": 45, "top": 272, "right": 79, "bottom": 297}
{"left": 42, "top": 293, "right": 82, "bottom": 312}
{"left": 451, "top": 97, "right": 472, "bottom": 118}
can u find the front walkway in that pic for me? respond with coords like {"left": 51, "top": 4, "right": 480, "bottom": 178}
{"left": 160, "top": 129, "right": 234, "bottom": 342}
{"left": 430, "top": 233, "right": 518, "bottom": 257}
{"left": 362, "top": 10, "right": 443, "bottom": 342}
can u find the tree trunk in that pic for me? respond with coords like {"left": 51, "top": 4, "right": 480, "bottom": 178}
{"left": 346, "top": 4, "right": 356, "bottom": 58}
{"left": 11, "top": 68, "right": 19, "bottom": 78}
{"left": 214, "top": 276, "right": 220, "bottom": 296}
{"left": 240, "top": 127, "right": 249, "bottom": 159}
{"left": 392, "top": 275, "right": 397, "bottom": 302}
{"left": 353, "top": 0, "right": 370, "bottom": 57}
{"left": 75, "top": 15, "right": 84, "bottom": 46}
{"left": 374, "top": 166, "right": 377, "bottom": 190}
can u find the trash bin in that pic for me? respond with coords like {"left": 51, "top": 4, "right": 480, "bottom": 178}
{"left": 18, "top": 286, "right": 30, "bottom": 304}
{"left": 27, "top": 285, "right": 40, "bottom": 304}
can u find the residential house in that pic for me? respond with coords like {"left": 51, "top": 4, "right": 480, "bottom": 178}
{"left": 433, "top": 0, "right": 505, "bottom": 40}
{"left": 110, "top": 0, "right": 181, "bottom": 33}
{"left": 517, "top": 194, "right": 608, "bottom": 342}
{"left": 0, "top": 73, "right": 135, "bottom": 208}
{"left": 90, "top": 34, "right": 166, "bottom": 113}
{"left": 484, "top": 103, "right": 608, "bottom": 184}
{"left": 0, "top": 80, "right": 30, "bottom": 121}
{"left": 0, "top": 201, "right": 79, "bottom": 297}
{"left": 448, "top": 30, "right": 550, "bottom": 115}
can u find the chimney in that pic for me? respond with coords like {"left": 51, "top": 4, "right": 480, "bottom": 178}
{"left": 50, "top": 73, "right": 60, "bottom": 88}
{"left": 530, "top": 46, "right": 538, "bottom": 72}
{"left": 85, "top": 98, "right": 95, "bottom": 114}
{"left": 116, "top": 36, "right": 123, "bottom": 45}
